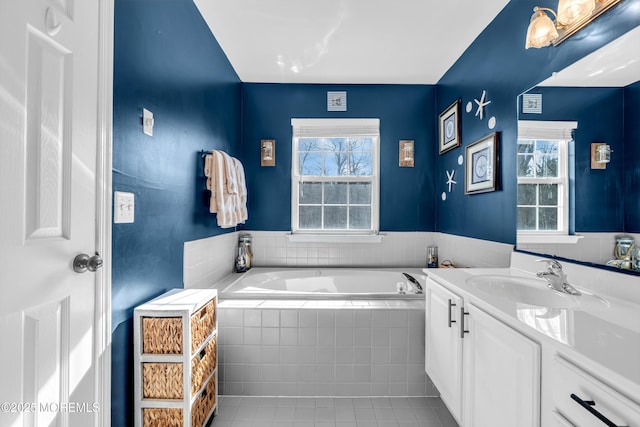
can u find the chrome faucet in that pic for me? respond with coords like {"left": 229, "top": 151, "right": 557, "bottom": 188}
{"left": 402, "top": 273, "right": 423, "bottom": 294}
{"left": 536, "top": 259, "right": 581, "bottom": 295}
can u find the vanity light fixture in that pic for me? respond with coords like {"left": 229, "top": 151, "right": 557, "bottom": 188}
{"left": 525, "top": 0, "right": 623, "bottom": 49}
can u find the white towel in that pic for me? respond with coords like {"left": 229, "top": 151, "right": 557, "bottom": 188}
{"left": 203, "top": 150, "right": 247, "bottom": 228}
{"left": 209, "top": 151, "right": 236, "bottom": 227}
{"left": 233, "top": 157, "right": 248, "bottom": 222}
{"left": 221, "top": 151, "right": 239, "bottom": 195}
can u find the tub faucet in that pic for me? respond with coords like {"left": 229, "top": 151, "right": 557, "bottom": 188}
{"left": 402, "top": 273, "right": 423, "bottom": 294}
{"left": 535, "top": 260, "right": 581, "bottom": 295}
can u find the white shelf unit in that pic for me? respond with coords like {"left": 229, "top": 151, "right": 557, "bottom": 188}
{"left": 134, "top": 289, "right": 218, "bottom": 427}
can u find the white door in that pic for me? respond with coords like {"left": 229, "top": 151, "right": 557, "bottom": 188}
{"left": 0, "top": 0, "right": 105, "bottom": 425}
{"left": 462, "top": 303, "right": 541, "bottom": 427}
{"left": 424, "top": 278, "right": 463, "bottom": 424}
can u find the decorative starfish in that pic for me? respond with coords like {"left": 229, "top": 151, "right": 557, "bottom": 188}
{"left": 446, "top": 169, "right": 457, "bottom": 192}
{"left": 474, "top": 90, "right": 491, "bottom": 120}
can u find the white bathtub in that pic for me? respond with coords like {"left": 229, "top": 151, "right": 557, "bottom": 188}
{"left": 220, "top": 267, "right": 427, "bottom": 299}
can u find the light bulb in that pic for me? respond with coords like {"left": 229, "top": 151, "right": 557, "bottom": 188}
{"left": 557, "top": 0, "right": 596, "bottom": 25}
{"left": 525, "top": 8, "right": 559, "bottom": 49}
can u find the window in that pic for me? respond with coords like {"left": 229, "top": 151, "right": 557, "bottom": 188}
{"left": 291, "top": 118, "right": 379, "bottom": 234}
{"left": 517, "top": 121, "right": 576, "bottom": 237}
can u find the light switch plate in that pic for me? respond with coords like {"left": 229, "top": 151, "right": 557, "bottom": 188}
{"left": 114, "top": 191, "right": 134, "bottom": 223}
{"left": 143, "top": 108, "right": 154, "bottom": 136}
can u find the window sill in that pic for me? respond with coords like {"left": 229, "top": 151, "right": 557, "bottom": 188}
{"left": 287, "top": 233, "right": 385, "bottom": 244}
{"left": 517, "top": 234, "right": 583, "bottom": 244}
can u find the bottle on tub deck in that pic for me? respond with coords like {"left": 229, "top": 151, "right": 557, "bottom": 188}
{"left": 235, "top": 234, "right": 253, "bottom": 272}
{"left": 427, "top": 246, "right": 438, "bottom": 268}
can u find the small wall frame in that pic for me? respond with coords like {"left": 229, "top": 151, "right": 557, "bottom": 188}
{"left": 465, "top": 132, "right": 499, "bottom": 194}
{"left": 399, "top": 140, "right": 414, "bottom": 167}
{"left": 439, "top": 99, "right": 461, "bottom": 154}
{"left": 261, "top": 139, "right": 275, "bottom": 167}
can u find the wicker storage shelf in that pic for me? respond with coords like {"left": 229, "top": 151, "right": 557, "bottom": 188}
{"left": 134, "top": 289, "right": 218, "bottom": 427}
{"left": 142, "top": 335, "right": 217, "bottom": 400}
{"left": 142, "top": 298, "right": 216, "bottom": 355}
{"left": 142, "top": 375, "right": 216, "bottom": 427}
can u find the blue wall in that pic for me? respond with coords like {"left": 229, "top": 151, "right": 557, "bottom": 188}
{"left": 520, "top": 86, "right": 625, "bottom": 231}
{"left": 436, "top": 0, "right": 640, "bottom": 244}
{"left": 240, "top": 84, "right": 436, "bottom": 232}
{"left": 625, "top": 80, "right": 640, "bottom": 232}
{"left": 111, "top": 0, "right": 241, "bottom": 425}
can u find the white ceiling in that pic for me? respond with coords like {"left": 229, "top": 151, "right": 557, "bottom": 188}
{"left": 538, "top": 25, "right": 640, "bottom": 87}
{"left": 193, "top": 0, "right": 510, "bottom": 84}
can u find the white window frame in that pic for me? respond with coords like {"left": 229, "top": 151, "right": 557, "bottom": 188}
{"left": 291, "top": 118, "right": 380, "bottom": 236}
{"left": 517, "top": 121, "right": 576, "bottom": 242}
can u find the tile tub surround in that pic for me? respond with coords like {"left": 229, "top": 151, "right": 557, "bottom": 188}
{"left": 211, "top": 395, "right": 460, "bottom": 427}
{"left": 245, "top": 231, "right": 512, "bottom": 269}
{"left": 184, "top": 231, "right": 238, "bottom": 288}
{"left": 216, "top": 302, "right": 435, "bottom": 398}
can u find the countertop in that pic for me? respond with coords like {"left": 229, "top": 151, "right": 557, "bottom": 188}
{"left": 423, "top": 262, "right": 640, "bottom": 397}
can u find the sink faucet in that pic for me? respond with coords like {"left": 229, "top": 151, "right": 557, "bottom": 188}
{"left": 536, "top": 260, "right": 581, "bottom": 295}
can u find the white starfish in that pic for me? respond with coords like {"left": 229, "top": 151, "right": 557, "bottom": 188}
{"left": 446, "top": 169, "right": 457, "bottom": 192}
{"left": 474, "top": 90, "right": 491, "bottom": 120}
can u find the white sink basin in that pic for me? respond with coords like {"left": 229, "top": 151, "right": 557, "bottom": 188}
{"left": 466, "top": 275, "right": 608, "bottom": 309}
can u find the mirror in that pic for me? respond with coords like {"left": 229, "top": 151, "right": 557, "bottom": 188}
{"left": 516, "top": 26, "right": 640, "bottom": 273}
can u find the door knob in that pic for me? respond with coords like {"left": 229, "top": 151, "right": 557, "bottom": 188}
{"left": 73, "top": 253, "right": 103, "bottom": 273}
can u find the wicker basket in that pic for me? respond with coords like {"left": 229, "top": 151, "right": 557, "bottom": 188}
{"left": 191, "top": 376, "right": 216, "bottom": 427}
{"left": 191, "top": 337, "right": 217, "bottom": 397}
{"left": 141, "top": 297, "right": 216, "bottom": 355}
{"left": 142, "top": 363, "right": 184, "bottom": 400}
{"left": 190, "top": 298, "right": 216, "bottom": 354}
{"left": 142, "top": 407, "right": 182, "bottom": 427}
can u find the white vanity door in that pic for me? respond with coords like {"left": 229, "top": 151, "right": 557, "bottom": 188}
{"left": 425, "top": 277, "right": 464, "bottom": 424}
{"left": 462, "top": 303, "right": 541, "bottom": 427}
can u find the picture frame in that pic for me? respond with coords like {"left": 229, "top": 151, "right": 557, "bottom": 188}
{"left": 465, "top": 132, "right": 499, "bottom": 195}
{"left": 399, "top": 140, "right": 414, "bottom": 167}
{"left": 438, "top": 99, "right": 461, "bottom": 154}
{"left": 260, "top": 139, "right": 276, "bottom": 166}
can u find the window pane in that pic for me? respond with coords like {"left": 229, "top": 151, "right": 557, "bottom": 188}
{"left": 536, "top": 155, "right": 558, "bottom": 177}
{"left": 324, "top": 182, "right": 348, "bottom": 204}
{"left": 539, "top": 207, "right": 558, "bottom": 230}
{"left": 349, "top": 183, "right": 371, "bottom": 204}
{"left": 348, "top": 138, "right": 372, "bottom": 152}
{"left": 535, "top": 140, "right": 558, "bottom": 154}
{"left": 517, "top": 154, "right": 534, "bottom": 177}
{"left": 539, "top": 184, "right": 558, "bottom": 206}
{"left": 299, "top": 182, "right": 322, "bottom": 204}
{"left": 518, "top": 141, "right": 534, "bottom": 154}
{"left": 299, "top": 206, "right": 321, "bottom": 229}
{"left": 299, "top": 152, "right": 322, "bottom": 176}
{"left": 324, "top": 206, "right": 347, "bottom": 229}
{"left": 518, "top": 184, "right": 537, "bottom": 205}
{"left": 349, "top": 206, "right": 371, "bottom": 229}
{"left": 518, "top": 207, "right": 536, "bottom": 230}
{"left": 299, "top": 138, "right": 323, "bottom": 151}
{"left": 324, "top": 150, "right": 349, "bottom": 176}
{"left": 348, "top": 151, "right": 372, "bottom": 176}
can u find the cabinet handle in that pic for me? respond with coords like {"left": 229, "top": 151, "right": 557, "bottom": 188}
{"left": 448, "top": 299, "right": 456, "bottom": 327}
{"left": 570, "top": 393, "right": 627, "bottom": 427}
{"left": 460, "top": 307, "right": 469, "bottom": 338}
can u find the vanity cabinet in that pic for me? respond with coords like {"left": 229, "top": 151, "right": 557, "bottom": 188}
{"left": 462, "top": 303, "right": 540, "bottom": 427}
{"left": 425, "top": 277, "right": 540, "bottom": 427}
{"left": 548, "top": 354, "right": 640, "bottom": 426}
{"left": 133, "top": 289, "right": 218, "bottom": 427}
{"left": 425, "top": 277, "right": 464, "bottom": 421}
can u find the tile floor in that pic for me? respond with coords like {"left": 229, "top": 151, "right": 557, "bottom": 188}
{"left": 210, "top": 396, "right": 460, "bottom": 427}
